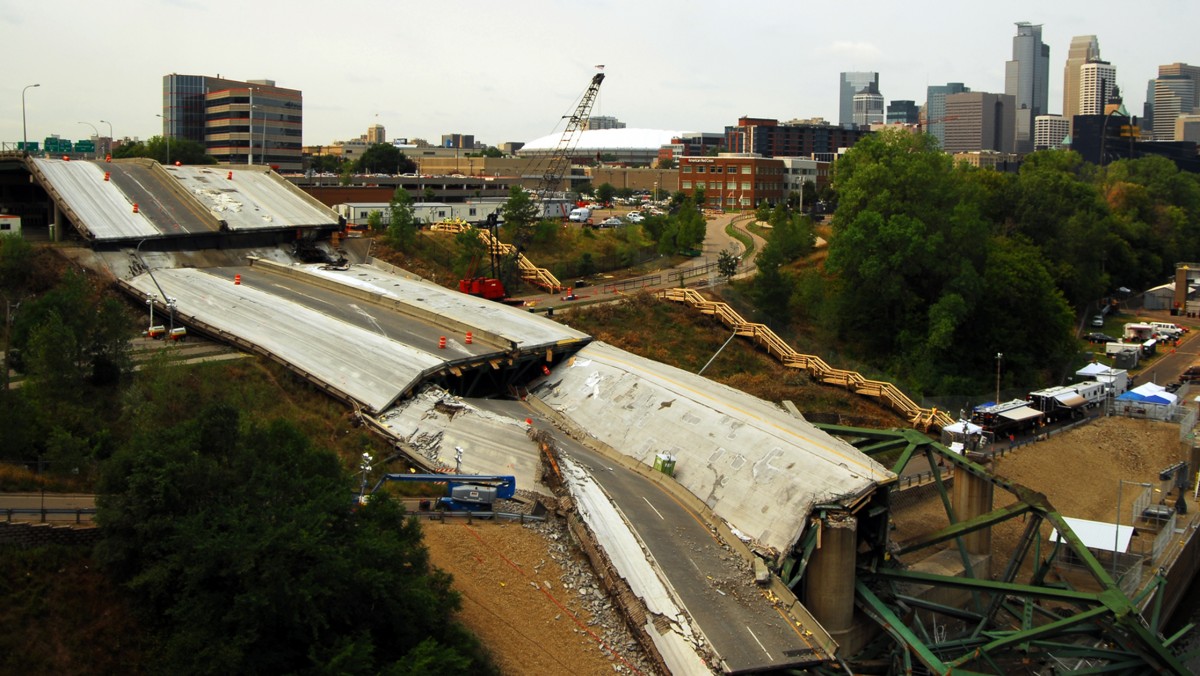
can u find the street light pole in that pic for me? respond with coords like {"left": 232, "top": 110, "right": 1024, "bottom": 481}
{"left": 21, "top": 83, "right": 40, "bottom": 154}
{"left": 77, "top": 122, "right": 99, "bottom": 157}
{"left": 995, "top": 353, "right": 1003, "bottom": 405}
{"left": 100, "top": 119, "right": 113, "bottom": 155}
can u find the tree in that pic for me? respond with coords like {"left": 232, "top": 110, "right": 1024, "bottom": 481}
{"left": 308, "top": 154, "right": 344, "bottom": 173}
{"left": 112, "top": 136, "right": 214, "bottom": 165}
{"left": 658, "top": 157, "right": 677, "bottom": 170}
{"left": 453, "top": 228, "right": 488, "bottom": 278}
{"left": 481, "top": 146, "right": 503, "bottom": 158}
{"left": 357, "top": 143, "right": 415, "bottom": 174}
{"left": 595, "top": 183, "right": 617, "bottom": 207}
{"left": 367, "top": 210, "right": 384, "bottom": 233}
{"left": 387, "top": 187, "right": 418, "bottom": 250}
{"left": 95, "top": 403, "right": 495, "bottom": 675}
{"left": 500, "top": 186, "right": 539, "bottom": 245}
{"left": 717, "top": 249, "right": 739, "bottom": 280}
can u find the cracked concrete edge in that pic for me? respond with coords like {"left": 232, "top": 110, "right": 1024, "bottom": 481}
{"left": 525, "top": 393, "right": 838, "bottom": 660}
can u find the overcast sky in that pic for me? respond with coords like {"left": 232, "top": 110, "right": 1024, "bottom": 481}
{"left": 2, "top": 1, "right": 1196, "bottom": 148}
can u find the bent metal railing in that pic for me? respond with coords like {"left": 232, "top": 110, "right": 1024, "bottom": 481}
{"left": 660, "top": 287, "right": 953, "bottom": 431}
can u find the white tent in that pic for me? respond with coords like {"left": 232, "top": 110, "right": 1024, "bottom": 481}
{"left": 1049, "top": 516, "right": 1134, "bottom": 553}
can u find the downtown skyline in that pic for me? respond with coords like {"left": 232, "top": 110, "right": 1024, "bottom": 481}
{"left": 2, "top": 1, "right": 1196, "bottom": 147}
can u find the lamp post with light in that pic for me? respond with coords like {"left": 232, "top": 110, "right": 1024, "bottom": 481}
{"left": 77, "top": 122, "right": 99, "bottom": 157}
{"left": 100, "top": 119, "right": 113, "bottom": 155}
{"left": 21, "top": 83, "right": 40, "bottom": 154}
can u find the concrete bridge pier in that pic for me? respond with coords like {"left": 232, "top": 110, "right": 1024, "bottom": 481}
{"left": 952, "top": 470, "right": 994, "bottom": 556}
{"left": 804, "top": 511, "right": 858, "bottom": 639}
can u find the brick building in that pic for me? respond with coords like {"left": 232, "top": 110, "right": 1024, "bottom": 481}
{"left": 678, "top": 154, "right": 785, "bottom": 210}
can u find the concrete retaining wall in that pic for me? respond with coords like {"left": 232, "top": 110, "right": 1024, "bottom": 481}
{"left": 0, "top": 522, "right": 100, "bottom": 549}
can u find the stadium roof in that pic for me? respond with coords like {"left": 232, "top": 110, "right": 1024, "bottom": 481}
{"left": 519, "top": 127, "right": 694, "bottom": 153}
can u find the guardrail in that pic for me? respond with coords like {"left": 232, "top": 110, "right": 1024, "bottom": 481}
{"left": 3, "top": 508, "right": 96, "bottom": 524}
{"left": 659, "top": 287, "right": 954, "bottom": 431}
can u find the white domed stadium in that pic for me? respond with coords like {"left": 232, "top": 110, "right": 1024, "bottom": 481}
{"left": 518, "top": 127, "right": 693, "bottom": 165}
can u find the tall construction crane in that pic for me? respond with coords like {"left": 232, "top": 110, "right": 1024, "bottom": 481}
{"left": 531, "top": 68, "right": 606, "bottom": 211}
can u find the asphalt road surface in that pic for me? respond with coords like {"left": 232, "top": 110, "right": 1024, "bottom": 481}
{"left": 472, "top": 399, "right": 822, "bottom": 673}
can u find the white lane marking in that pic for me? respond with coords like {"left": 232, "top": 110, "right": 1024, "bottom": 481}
{"left": 642, "top": 496, "right": 665, "bottom": 520}
{"left": 746, "top": 626, "right": 772, "bottom": 660}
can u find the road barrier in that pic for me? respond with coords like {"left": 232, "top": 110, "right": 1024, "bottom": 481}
{"left": 659, "top": 287, "right": 954, "bottom": 431}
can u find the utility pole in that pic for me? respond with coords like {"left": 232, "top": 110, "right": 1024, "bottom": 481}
{"left": 995, "top": 353, "right": 1003, "bottom": 404}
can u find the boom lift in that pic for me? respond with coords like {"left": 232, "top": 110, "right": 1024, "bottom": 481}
{"left": 369, "top": 473, "right": 517, "bottom": 512}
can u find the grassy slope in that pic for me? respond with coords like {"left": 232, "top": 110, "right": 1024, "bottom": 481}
{"left": 564, "top": 292, "right": 906, "bottom": 428}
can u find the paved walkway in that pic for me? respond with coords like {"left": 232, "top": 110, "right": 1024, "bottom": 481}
{"left": 513, "top": 211, "right": 762, "bottom": 311}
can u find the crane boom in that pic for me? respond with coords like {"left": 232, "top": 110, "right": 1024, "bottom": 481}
{"left": 533, "top": 70, "right": 606, "bottom": 201}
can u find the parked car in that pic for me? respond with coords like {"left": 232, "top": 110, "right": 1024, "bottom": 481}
{"left": 625, "top": 212, "right": 645, "bottom": 223}
{"left": 1090, "top": 315, "right": 1105, "bottom": 327}
{"left": 596, "top": 217, "right": 623, "bottom": 228}
{"left": 1084, "top": 332, "right": 1116, "bottom": 344}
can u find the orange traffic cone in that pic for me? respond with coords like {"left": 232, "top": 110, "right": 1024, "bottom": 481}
{"left": 234, "top": 274, "right": 241, "bottom": 285}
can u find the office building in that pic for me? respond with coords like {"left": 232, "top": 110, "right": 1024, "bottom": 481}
{"left": 943, "top": 92, "right": 1016, "bottom": 154}
{"left": 1154, "top": 76, "right": 1197, "bottom": 141}
{"left": 887, "top": 100, "right": 920, "bottom": 125}
{"left": 723, "top": 117, "right": 870, "bottom": 158}
{"left": 1176, "top": 115, "right": 1200, "bottom": 143}
{"left": 852, "top": 83, "right": 885, "bottom": 126}
{"left": 1079, "top": 61, "right": 1117, "bottom": 117}
{"left": 1034, "top": 114, "right": 1070, "bottom": 150}
{"left": 1159, "top": 63, "right": 1200, "bottom": 108}
{"left": 839, "top": 72, "right": 879, "bottom": 126}
{"left": 441, "top": 134, "right": 475, "bottom": 149}
{"left": 584, "top": 116, "right": 626, "bottom": 130}
{"left": 1062, "top": 35, "right": 1101, "bottom": 131}
{"left": 1005, "top": 22, "right": 1050, "bottom": 153}
{"left": 164, "top": 74, "right": 303, "bottom": 172}
{"left": 925, "top": 82, "right": 971, "bottom": 149}
{"left": 678, "top": 154, "right": 784, "bottom": 210}
{"left": 366, "top": 124, "right": 386, "bottom": 144}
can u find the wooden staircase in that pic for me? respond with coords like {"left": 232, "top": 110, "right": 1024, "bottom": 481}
{"left": 660, "top": 288, "right": 954, "bottom": 431}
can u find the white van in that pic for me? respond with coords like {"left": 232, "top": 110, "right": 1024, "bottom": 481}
{"left": 567, "top": 207, "right": 592, "bottom": 223}
{"left": 1149, "top": 322, "right": 1183, "bottom": 338}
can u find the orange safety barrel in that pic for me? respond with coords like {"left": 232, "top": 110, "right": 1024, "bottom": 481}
{"left": 234, "top": 274, "right": 241, "bottom": 285}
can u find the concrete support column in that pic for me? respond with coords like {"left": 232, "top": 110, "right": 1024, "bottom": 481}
{"left": 51, "top": 202, "right": 62, "bottom": 242}
{"left": 804, "top": 511, "right": 857, "bottom": 636}
{"left": 951, "top": 471, "right": 994, "bottom": 555}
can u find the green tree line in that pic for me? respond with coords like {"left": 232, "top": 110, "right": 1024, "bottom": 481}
{"left": 747, "top": 128, "right": 1200, "bottom": 395}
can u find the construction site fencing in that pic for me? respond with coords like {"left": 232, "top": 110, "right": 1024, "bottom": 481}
{"left": 659, "top": 288, "right": 954, "bottom": 431}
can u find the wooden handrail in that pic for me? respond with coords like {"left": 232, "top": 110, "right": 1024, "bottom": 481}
{"left": 476, "top": 229, "right": 564, "bottom": 293}
{"left": 660, "top": 288, "right": 954, "bottom": 431}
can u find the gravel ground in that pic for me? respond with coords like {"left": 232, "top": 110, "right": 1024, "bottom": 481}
{"left": 893, "top": 415, "right": 1190, "bottom": 574}
{"left": 422, "top": 517, "right": 658, "bottom": 676}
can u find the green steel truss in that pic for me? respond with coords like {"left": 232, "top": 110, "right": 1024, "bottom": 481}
{"left": 795, "top": 422, "right": 1192, "bottom": 675}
